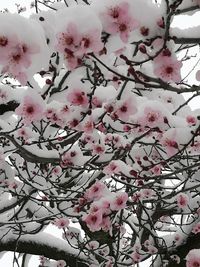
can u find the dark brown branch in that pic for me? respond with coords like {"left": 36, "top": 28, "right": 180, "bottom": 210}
{"left": 0, "top": 101, "right": 19, "bottom": 115}
{"left": 173, "top": 37, "right": 200, "bottom": 44}
{"left": 0, "top": 234, "right": 89, "bottom": 267}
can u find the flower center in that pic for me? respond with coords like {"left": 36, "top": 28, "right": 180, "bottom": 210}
{"left": 0, "top": 36, "right": 8, "bottom": 47}
{"left": 110, "top": 8, "right": 119, "bottom": 18}
{"left": 26, "top": 106, "right": 34, "bottom": 114}
{"left": 65, "top": 36, "right": 73, "bottom": 46}
{"left": 165, "top": 66, "right": 173, "bottom": 74}
{"left": 120, "top": 105, "right": 127, "bottom": 112}
{"left": 193, "top": 262, "right": 200, "bottom": 267}
{"left": 119, "top": 23, "right": 127, "bottom": 32}
{"left": 91, "top": 215, "right": 97, "bottom": 223}
{"left": 82, "top": 38, "right": 90, "bottom": 48}
{"left": 12, "top": 53, "right": 21, "bottom": 62}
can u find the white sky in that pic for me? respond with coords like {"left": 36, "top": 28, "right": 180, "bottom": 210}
{"left": 0, "top": 0, "right": 199, "bottom": 266}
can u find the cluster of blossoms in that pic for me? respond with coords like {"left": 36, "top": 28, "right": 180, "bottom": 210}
{"left": 0, "top": 13, "right": 49, "bottom": 84}
{"left": 55, "top": 6, "right": 103, "bottom": 69}
{"left": 81, "top": 181, "right": 128, "bottom": 232}
{"left": 96, "top": 0, "right": 139, "bottom": 43}
{"left": 0, "top": 1, "right": 200, "bottom": 267}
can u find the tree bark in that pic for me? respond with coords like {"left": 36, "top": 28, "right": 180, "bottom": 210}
{"left": 0, "top": 233, "right": 89, "bottom": 267}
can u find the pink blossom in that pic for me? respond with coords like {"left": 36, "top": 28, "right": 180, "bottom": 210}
{"left": 61, "top": 149, "right": 79, "bottom": 168}
{"left": 17, "top": 127, "right": 31, "bottom": 140}
{"left": 0, "top": 34, "right": 18, "bottom": 62}
{"left": 39, "top": 256, "right": 48, "bottom": 266}
{"left": 100, "top": 216, "right": 112, "bottom": 232}
{"left": 154, "top": 57, "right": 182, "bottom": 83}
{"left": 105, "top": 259, "right": 114, "bottom": 267}
{"left": 115, "top": 97, "right": 137, "bottom": 120}
{"left": 150, "top": 165, "right": 161, "bottom": 175}
{"left": 148, "top": 245, "right": 158, "bottom": 254}
{"left": 131, "top": 192, "right": 142, "bottom": 202}
{"left": 15, "top": 94, "right": 44, "bottom": 125}
{"left": 56, "top": 22, "right": 103, "bottom": 69}
{"left": 63, "top": 49, "right": 81, "bottom": 70}
{"left": 174, "top": 233, "right": 182, "bottom": 244}
{"left": 99, "top": 247, "right": 110, "bottom": 257}
{"left": 92, "top": 144, "right": 105, "bottom": 155}
{"left": 85, "top": 181, "right": 107, "bottom": 201}
{"left": 103, "top": 161, "right": 121, "bottom": 175}
{"left": 53, "top": 217, "right": 70, "bottom": 229}
{"left": 186, "top": 249, "right": 200, "bottom": 267}
{"left": 56, "top": 260, "right": 66, "bottom": 267}
{"left": 67, "top": 89, "right": 88, "bottom": 107}
{"left": 141, "top": 189, "right": 154, "bottom": 200}
{"left": 186, "top": 115, "right": 197, "bottom": 126}
{"left": 56, "top": 23, "right": 81, "bottom": 53}
{"left": 68, "top": 118, "right": 80, "bottom": 129}
{"left": 2, "top": 42, "right": 39, "bottom": 84}
{"left": 52, "top": 166, "right": 62, "bottom": 176}
{"left": 99, "top": 199, "right": 111, "bottom": 216}
{"left": 192, "top": 222, "right": 200, "bottom": 234}
{"left": 139, "top": 107, "right": 164, "bottom": 128}
{"left": 8, "top": 181, "right": 18, "bottom": 190}
{"left": 0, "top": 89, "right": 8, "bottom": 104}
{"left": 110, "top": 192, "right": 128, "bottom": 211}
{"left": 83, "top": 210, "right": 103, "bottom": 232}
{"left": 106, "top": 2, "right": 130, "bottom": 21}
{"left": 195, "top": 69, "right": 200, "bottom": 81}
{"left": 161, "top": 137, "right": 178, "bottom": 157}
{"left": 97, "top": 123, "right": 107, "bottom": 133}
{"left": 92, "top": 96, "right": 102, "bottom": 108}
{"left": 103, "top": 2, "right": 139, "bottom": 43}
{"left": 157, "top": 18, "right": 165, "bottom": 28}
{"left": 79, "top": 29, "right": 103, "bottom": 55}
{"left": 117, "top": 16, "right": 139, "bottom": 43}
{"left": 89, "top": 203, "right": 102, "bottom": 214}
{"left": 176, "top": 193, "right": 189, "bottom": 209}
{"left": 86, "top": 241, "right": 99, "bottom": 250}
{"left": 131, "top": 251, "right": 142, "bottom": 263}
{"left": 82, "top": 116, "right": 94, "bottom": 134}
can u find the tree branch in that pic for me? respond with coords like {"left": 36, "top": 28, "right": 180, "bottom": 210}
{"left": 0, "top": 232, "right": 89, "bottom": 267}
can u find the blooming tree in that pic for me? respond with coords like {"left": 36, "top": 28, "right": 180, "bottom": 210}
{"left": 1, "top": 0, "right": 200, "bottom": 266}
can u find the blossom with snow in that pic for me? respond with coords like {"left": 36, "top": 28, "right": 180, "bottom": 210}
{"left": 55, "top": 5, "right": 103, "bottom": 69}
{"left": 153, "top": 52, "right": 182, "bottom": 83}
{"left": 0, "top": 1, "right": 199, "bottom": 267}
{"left": 110, "top": 192, "right": 128, "bottom": 211}
{"left": 56, "top": 260, "right": 66, "bottom": 267}
{"left": 53, "top": 217, "right": 70, "bottom": 229}
{"left": 15, "top": 92, "right": 45, "bottom": 125}
{"left": 0, "top": 13, "right": 49, "bottom": 84}
{"left": 192, "top": 222, "right": 200, "bottom": 234}
{"left": 84, "top": 181, "right": 108, "bottom": 201}
{"left": 114, "top": 96, "right": 137, "bottom": 121}
{"left": 131, "top": 251, "right": 142, "bottom": 263}
{"left": 103, "top": 161, "right": 121, "bottom": 175}
{"left": 67, "top": 89, "right": 88, "bottom": 107}
{"left": 82, "top": 210, "right": 103, "bottom": 232}
{"left": 186, "top": 249, "right": 200, "bottom": 267}
{"left": 94, "top": 0, "right": 139, "bottom": 43}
